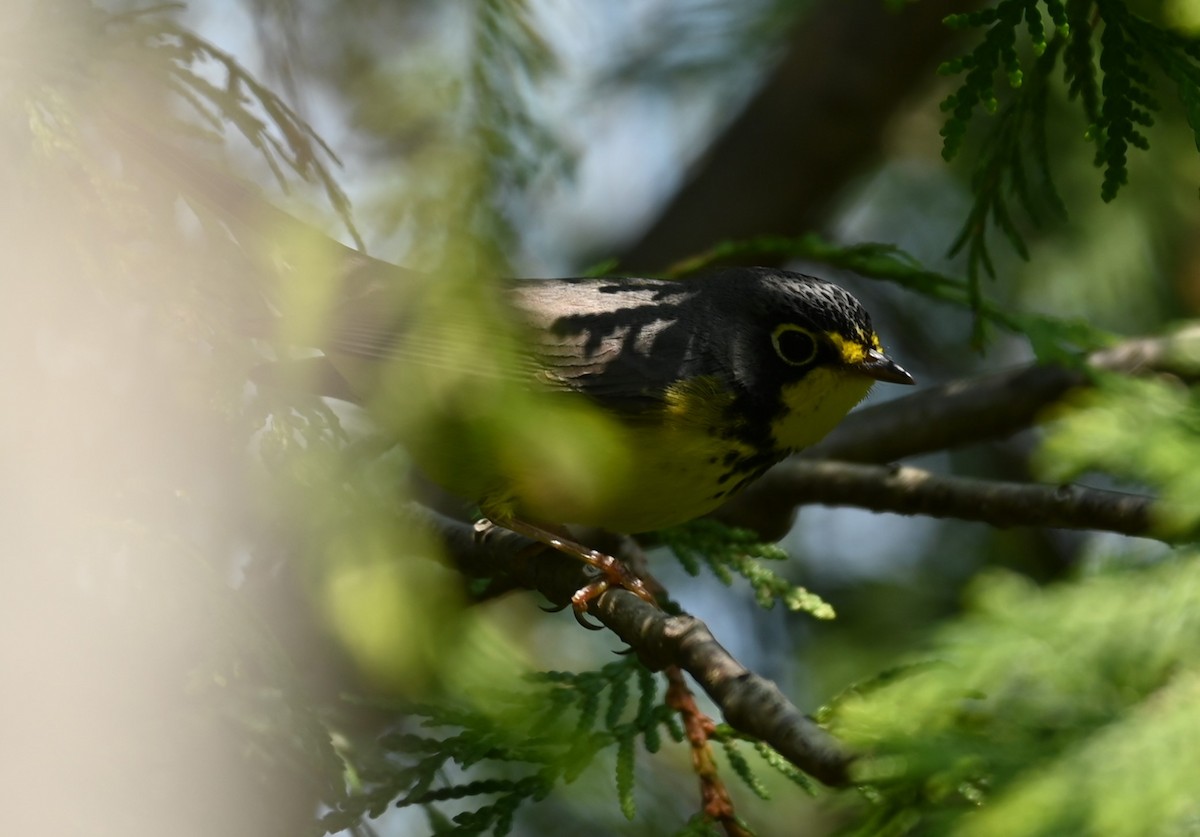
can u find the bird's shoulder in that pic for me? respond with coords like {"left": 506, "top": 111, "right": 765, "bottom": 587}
{"left": 510, "top": 276, "right": 719, "bottom": 412}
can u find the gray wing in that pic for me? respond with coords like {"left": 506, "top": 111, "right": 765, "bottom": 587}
{"left": 311, "top": 271, "right": 714, "bottom": 411}
{"left": 511, "top": 277, "right": 712, "bottom": 412}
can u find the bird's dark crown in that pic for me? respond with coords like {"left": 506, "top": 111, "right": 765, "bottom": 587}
{"left": 721, "top": 267, "right": 875, "bottom": 345}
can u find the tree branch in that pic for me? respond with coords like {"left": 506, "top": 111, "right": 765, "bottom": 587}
{"left": 405, "top": 504, "right": 854, "bottom": 787}
{"left": 716, "top": 327, "right": 1200, "bottom": 538}
{"left": 617, "top": 0, "right": 970, "bottom": 272}
{"left": 752, "top": 459, "right": 1164, "bottom": 539}
{"left": 600, "top": 594, "right": 853, "bottom": 787}
{"left": 806, "top": 363, "right": 1082, "bottom": 464}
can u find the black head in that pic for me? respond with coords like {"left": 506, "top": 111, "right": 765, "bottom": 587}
{"left": 705, "top": 267, "right": 912, "bottom": 389}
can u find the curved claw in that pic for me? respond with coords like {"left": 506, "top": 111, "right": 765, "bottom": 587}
{"left": 573, "top": 608, "right": 605, "bottom": 630}
{"left": 540, "top": 602, "right": 570, "bottom": 614}
{"left": 612, "top": 644, "right": 636, "bottom": 656}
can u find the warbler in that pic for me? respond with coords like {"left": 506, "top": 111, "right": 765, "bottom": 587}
{"left": 126, "top": 127, "right": 912, "bottom": 609}
{"left": 283, "top": 267, "right": 913, "bottom": 538}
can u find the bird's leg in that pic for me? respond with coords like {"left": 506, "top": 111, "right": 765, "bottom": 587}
{"left": 492, "top": 517, "right": 660, "bottom": 618}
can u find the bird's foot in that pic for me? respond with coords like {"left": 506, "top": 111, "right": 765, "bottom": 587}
{"left": 492, "top": 517, "right": 659, "bottom": 622}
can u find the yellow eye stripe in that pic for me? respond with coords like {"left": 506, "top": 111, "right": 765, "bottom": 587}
{"left": 826, "top": 330, "right": 882, "bottom": 365}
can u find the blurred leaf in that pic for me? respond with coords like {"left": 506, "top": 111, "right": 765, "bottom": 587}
{"left": 832, "top": 555, "right": 1200, "bottom": 835}
{"left": 1038, "top": 374, "right": 1200, "bottom": 537}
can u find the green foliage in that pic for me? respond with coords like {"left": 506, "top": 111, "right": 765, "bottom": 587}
{"left": 1038, "top": 372, "right": 1200, "bottom": 538}
{"left": 939, "top": 1, "right": 1200, "bottom": 297}
{"left": 819, "top": 325, "right": 1200, "bottom": 835}
{"left": 324, "top": 659, "right": 679, "bottom": 835}
{"left": 751, "top": 739, "right": 818, "bottom": 796}
{"left": 661, "top": 520, "right": 835, "bottom": 618}
{"left": 707, "top": 725, "right": 820, "bottom": 799}
{"left": 944, "top": 37, "right": 1067, "bottom": 312}
{"left": 465, "top": 0, "right": 567, "bottom": 243}
{"left": 830, "top": 555, "right": 1200, "bottom": 835}
{"left": 719, "top": 738, "right": 772, "bottom": 801}
{"left": 105, "top": 5, "right": 358, "bottom": 243}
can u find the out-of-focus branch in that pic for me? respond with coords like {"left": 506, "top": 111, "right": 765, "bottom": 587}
{"left": 408, "top": 505, "right": 854, "bottom": 787}
{"left": 618, "top": 0, "right": 970, "bottom": 272}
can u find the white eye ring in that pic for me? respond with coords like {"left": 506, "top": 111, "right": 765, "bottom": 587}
{"left": 771, "top": 324, "right": 819, "bottom": 367}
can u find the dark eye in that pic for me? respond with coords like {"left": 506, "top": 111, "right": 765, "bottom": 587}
{"left": 771, "top": 325, "right": 819, "bottom": 367}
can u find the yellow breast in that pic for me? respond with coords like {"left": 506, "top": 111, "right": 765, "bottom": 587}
{"left": 771, "top": 367, "right": 875, "bottom": 450}
{"left": 418, "top": 369, "right": 875, "bottom": 535}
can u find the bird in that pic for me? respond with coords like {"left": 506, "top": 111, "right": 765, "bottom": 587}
{"left": 117, "top": 124, "right": 913, "bottom": 611}
{"left": 265, "top": 265, "right": 914, "bottom": 611}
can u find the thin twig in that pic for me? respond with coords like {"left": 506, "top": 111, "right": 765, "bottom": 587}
{"left": 664, "top": 665, "right": 750, "bottom": 837}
